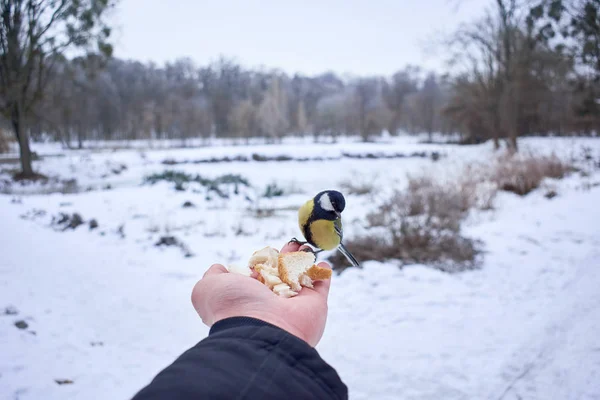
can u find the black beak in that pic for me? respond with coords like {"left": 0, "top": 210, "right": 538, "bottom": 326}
{"left": 335, "top": 211, "right": 341, "bottom": 219}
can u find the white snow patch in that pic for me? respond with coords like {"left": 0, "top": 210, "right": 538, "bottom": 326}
{"left": 1, "top": 136, "right": 600, "bottom": 399}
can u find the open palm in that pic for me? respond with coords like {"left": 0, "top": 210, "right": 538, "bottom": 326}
{"left": 191, "top": 242, "right": 331, "bottom": 346}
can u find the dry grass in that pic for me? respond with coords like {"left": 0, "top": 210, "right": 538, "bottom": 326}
{"left": 328, "top": 173, "right": 483, "bottom": 273}
{"left": 491, "top": 152, "right": 575, "bottom": 196}
{"left": 328, "top": 152, "right": 577, "bottom": 272}
{"left": 338, "top": 174, "right": 377, "bottom": 196}
{"left": 458, "top": 165, "right": 498, "bottom": 211}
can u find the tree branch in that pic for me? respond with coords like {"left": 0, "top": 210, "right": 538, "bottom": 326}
{"left": 34, "top": 0, "right": 67, "bottom": 42}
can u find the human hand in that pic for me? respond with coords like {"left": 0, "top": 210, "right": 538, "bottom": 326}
{"left": 191, "top": 242, "right": 331, "bottom": 347}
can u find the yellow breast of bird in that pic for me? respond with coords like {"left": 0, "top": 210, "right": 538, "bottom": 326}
{"left": 309, "top": 219, "right": 340, "bottom": 250}
{"left": 298, "top": 199, "right": 313, "bottom": 234}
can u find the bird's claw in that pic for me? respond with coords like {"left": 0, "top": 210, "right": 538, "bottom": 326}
{"left": 288, "top": 237, "right": 307, "bottom": 246}
{"left": 287, "top": 238, "right": 321, "bottom": 262}
{"left": 299, "top": 246, "right": 319, "bottom": 263}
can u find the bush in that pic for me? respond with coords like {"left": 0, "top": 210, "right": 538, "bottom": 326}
{"left": 51, "top": 212, "right": 85, "bottom": 231}
{"left": 143, "top": 170, "right": 250, "bottom": 198}
{"left": 155, "top": 235, "right": 193, "bottom": 258}
{"left": 327, "top": 151, "right": 576, "bottom": 272}
{"left": 328, "top": 173, "right": 483, "bottom": 273}
{"left": 339, "top": 174, "right": 376, "bottom": 195}
{"left": 144, "top": 170, "right": 194, "bottom": 186}
{"left": 491, "top": 152, "right": 575, "bottom": 196}
{"left": 456, "top": 165, "right": 497, "bottom": 211}
{"left": 263, "top": 182, "right": 284, "bottom": 198}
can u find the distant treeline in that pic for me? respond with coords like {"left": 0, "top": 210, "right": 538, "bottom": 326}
{"left": 3, "top": 0, "right": 599, "bottom": 152}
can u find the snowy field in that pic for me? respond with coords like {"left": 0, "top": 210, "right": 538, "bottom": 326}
{"left": 1, "top": 135, "right": 600, "bottom": 400}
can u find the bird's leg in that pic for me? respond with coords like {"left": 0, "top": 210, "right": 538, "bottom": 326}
{"left": 299, "top": 246, "right": 319, "bottom": 263}
{"left": 310, "top": 249, "right": 324, "bottom": 255}
{"left": 288, "top": 237, "right": 308, "bottom": 246}
{"left": 287, "top": 238, "right": 320, "bottom": 262}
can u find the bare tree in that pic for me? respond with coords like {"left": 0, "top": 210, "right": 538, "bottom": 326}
{"left": 0, "top": 0, "right": 115, "bottom": 178}
{"left": 2, "top": 8, "right": 593, "bottom": 151}
{"left": 352, "top": 78, "right": 391, "bottom": 141}
{"left": 382, "top": 67, "right": 420, "bottom": 135}
{"left": 315, "top": 91, "right": 353, "bottom": 141}
{"left": 418, "top": 73, "right": 441, "bottom": 141}
{"left": 199, "top": 57, "right": 246, "bottom": 137}
{"left": 0, "top": 126, "right": 9, "bottom": 152}
{"left": 443, "top": 0, "right": 563, "bottom": 151}
{"left": 257, "top": 76, "right": 289, "bottom": 142}
{"left": 296, "top": 99, "right": 308, "bottom": 135}
{"left": 229, "top": 99, "right": 256, "bottom": 141}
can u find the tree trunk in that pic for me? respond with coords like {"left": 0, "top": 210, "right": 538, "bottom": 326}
{"left": 506, "top": 86, "right": 519, "bottom": 153}
{"left": 62, "top": 126, "right": 71, "bottom": 149}
{"left": 493, "top": 135, "right": 500, "bottom": 150}
{"left": 507, "top": 134, "right": 518, "bottom": 152}
{"left": 388, "top": 112, "right": 400, "bottom": 136}
{"left": 12, "top": 105, "right": 34, "bottom": 177}
{"left": 0, "top": 131, "right": 9, "bottom": 153}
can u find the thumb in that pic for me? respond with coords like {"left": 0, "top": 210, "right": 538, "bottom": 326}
{"left": 203, "top": 263, "right": 228, "bottom": 278}
{"left": 311, "top": 262, "right": 332, "bottom": 298}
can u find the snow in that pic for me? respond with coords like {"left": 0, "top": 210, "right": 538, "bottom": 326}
{"left": 1, "top": 136, "right": 600, "bottom": 400}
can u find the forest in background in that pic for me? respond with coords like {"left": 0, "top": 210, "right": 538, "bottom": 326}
{"left": 1, "top": 0, "right": 599, "bottom": 172}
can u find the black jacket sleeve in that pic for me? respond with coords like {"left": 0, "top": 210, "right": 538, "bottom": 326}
{"left": 130, "top": 316, "right": 348, "bottom": 400}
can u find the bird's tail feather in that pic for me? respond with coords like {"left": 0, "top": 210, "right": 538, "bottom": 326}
{"left": 338, "top": 243, "right": 362, "bottom": 269}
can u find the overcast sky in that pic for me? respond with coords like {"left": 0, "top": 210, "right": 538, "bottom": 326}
{"left": 112, "top": 0, "right": 489, "bottom": 76}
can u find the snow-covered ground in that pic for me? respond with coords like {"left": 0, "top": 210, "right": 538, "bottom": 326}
{"left": 1, "top": 136, "right": 599, "bottom": 400}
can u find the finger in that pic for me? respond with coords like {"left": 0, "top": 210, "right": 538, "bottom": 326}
{"left": 203, "top": 263, "right": 228, "bottom": 278}
{"left": 295, "top": 262, "right": 332, "bottom": 300}
{"left": 311, "top": 262, "right": 332, "bottom": 298}
{"left": 281, "top": 241, "right": 301, "bottom": 253}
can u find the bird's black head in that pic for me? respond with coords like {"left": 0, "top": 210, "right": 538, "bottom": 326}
{"left": 314, "top": 190, "right": 346, "bottom": 220}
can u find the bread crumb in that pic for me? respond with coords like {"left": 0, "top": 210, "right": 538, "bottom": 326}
{"left": 248, "top": 246, "right": 331, "bottom": 297}
{"left": 227, "top": 264, "right": 252, "bottom": 276}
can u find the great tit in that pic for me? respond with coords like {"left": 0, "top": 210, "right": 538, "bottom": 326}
{"left": 292, "top": 190, "right": 361, "bottom": 269}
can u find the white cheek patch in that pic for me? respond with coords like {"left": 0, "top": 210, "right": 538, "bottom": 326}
{"left": 319, "top": 193, "right": 335, "bottom": 212}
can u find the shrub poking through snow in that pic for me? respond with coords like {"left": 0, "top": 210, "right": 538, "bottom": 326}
{"left": 159, "top": 151, "right": 443, "bottom": 165}
{"left": 263, "top": 182, "right": 285, "bottom": 198}
{"left": 143, "top": 170, "right": 250, "bottom": 199}
{"left": 143, "top": 171, "right": 195, "bottom": 187}
{"left": 491, "top": 152, "right": 575, "bottom": 196}
{"left": 154, "top": 235, "right": 193, "bottom": 258}
{"left": 327, "top": 151, "right": 578, "bottom": 272}
{"left": 339, "top": 174, "right": 377, "bottom": 196}
{"left": 328, "top": 173, "right": 483, "bottom": 273}
{"left": 14, "top": 320, "right": 28, "bottom": 330}
{"left": 52, "top": 213, "right": 85, "bottom": 231}
{"left": 3, "top": 306, "right": 18, "bottom": 315}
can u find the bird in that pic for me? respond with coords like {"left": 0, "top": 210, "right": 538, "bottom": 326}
{"left": 291, "top": 190, "right": 361, "bottom": 269}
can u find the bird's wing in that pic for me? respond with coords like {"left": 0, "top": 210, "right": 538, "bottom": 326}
{"left": 298, "top": 199, "right": 314, "bottom": 242}
{"left": 334, "top": 218, "right": 343, "bottom": 240}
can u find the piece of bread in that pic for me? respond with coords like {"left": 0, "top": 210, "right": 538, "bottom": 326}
{"left": 272, "top": 283, "right": 298, "bottom": 298}
{"left": 248, "top": 246, "right": 279, "bottom": 270}
{"left": 306, "top": 264, "right": 333, "bottom": 281}
{"left": 246, "top": 246, "right": 331, "bottom": 297}
{"left": 248, "top": 246, "right": 285, "bottom": 290}
{"left": 278, "top": 251, "right": 318, "bottom": 291}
